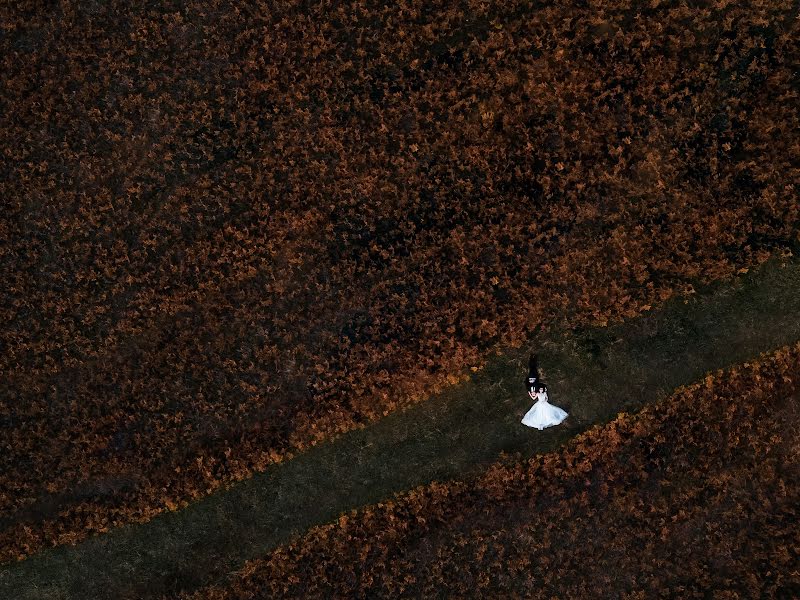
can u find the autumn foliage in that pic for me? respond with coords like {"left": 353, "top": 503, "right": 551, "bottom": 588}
{"left": 182, "top": 343, "right": 800, "bottom": 599}
{"left": 2, "top": 0, "right": 799, "bottom": 561}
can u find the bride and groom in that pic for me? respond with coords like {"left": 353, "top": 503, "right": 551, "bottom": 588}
{"left": 521, "top": 354, "right": 568, "bottom": 430}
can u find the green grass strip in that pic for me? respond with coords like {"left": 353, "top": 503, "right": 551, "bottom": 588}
{"left": 2, "top": 254, "right": 800, "bottom": 599}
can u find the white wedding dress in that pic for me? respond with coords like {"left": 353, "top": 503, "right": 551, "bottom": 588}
{"left": 521, "top": 391, "right": 568, "bottom": 430}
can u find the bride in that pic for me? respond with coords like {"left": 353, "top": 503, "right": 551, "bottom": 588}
{"left": 521, "top": 382, "right": 568, "bottom": 430}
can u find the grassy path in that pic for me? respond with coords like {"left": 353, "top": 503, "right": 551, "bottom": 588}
{"left": 2, "top": 255, "right": 800, "bottom": 599}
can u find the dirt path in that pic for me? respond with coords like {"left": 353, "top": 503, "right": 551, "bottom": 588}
{"left": 2, "top": 255, "right": 799, "bottom": 599}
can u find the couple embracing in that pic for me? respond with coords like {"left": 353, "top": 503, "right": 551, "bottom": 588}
{"left": 521, "top": 354, "right": 568, "bottom": 430}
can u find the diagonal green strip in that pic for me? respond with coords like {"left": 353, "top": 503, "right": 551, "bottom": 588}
{"left": 2, "top": 255, "right": 800, "bottom": 599}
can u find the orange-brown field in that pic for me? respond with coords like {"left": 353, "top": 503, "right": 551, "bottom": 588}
{"left": 1, "top": 0, "right": 798, "bottom": 577}
{"left": 182, "top": 343, "right": 800, "bottom": 599}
